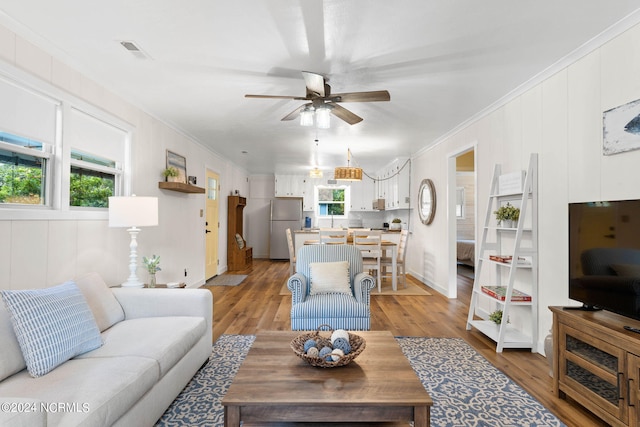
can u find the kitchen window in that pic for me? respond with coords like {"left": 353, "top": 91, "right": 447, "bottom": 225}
{"left": 317, "top": 186, "right": 349, "bottom": 216}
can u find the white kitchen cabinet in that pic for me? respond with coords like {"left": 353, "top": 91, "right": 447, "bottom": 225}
{"left": 275, "top": 175, "right": 305, "bottom": 197}
{"left": 375, "top": 158, "right": 410, "bottom": 210}
{"left": 395, "top": 159, "right": 410, "bottom": 209}
{"left": 302, "top": 177, "right": 318, "bottom": 211}
{"left": 349, "top": 175, "right": 376, "bottom": 211}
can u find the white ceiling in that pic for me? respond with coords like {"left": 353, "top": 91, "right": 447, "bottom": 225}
{"left": 1, "top": 1, "right": 640, "bottom": 175}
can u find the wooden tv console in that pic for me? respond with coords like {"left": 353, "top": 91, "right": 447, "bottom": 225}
{"left": 550, "top": 306, "right": 640, "bottom": 426}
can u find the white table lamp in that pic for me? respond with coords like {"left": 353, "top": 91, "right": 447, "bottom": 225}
{"left": 109, "top": 195, "right": 159, "bottom": 287}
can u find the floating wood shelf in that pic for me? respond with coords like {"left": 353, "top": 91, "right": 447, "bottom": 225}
{"left": 158, "top": 182, "right": 205, "bottom": 194}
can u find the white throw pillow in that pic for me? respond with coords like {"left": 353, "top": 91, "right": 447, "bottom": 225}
{"left": 0, "top": 281, "right": 103, "bottom": 377}
{"left": 74, "top": 272, "right": 125, "bottom": 332}
{"left": 309, "top": 261, "right": 351, "bottom": 295}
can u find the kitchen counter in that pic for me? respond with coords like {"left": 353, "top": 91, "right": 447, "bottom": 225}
{"left": 294, "top": 229, "right": 401, "bottom": 233}
{"left": 293, "top": 229, "right": 402, "bottom": 251}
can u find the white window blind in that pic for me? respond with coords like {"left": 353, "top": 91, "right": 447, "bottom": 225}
{"left": 68, "top": 108, "right": 127, "bottom": 164}
{"left": 0, "top": 76, "right": 59, "bottom": 145}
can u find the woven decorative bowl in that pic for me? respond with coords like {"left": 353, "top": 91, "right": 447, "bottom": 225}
{"left": 290, "top": 324, "right": 366, "bottom": 368}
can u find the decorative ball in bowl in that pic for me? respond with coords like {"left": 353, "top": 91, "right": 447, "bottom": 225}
{"left": 290, "top": 324, "right": 366, "bottom": 368}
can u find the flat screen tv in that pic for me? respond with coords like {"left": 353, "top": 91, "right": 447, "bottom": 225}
{"left": 569, "top": 199, "right": 640, "bottom": 320}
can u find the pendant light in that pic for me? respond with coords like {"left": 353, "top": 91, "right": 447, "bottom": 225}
{"left": 334, "top": 149, "right": 362, "bottom": 181}
{"left": 309, "top": 138, "right": 323, "bottom": 178}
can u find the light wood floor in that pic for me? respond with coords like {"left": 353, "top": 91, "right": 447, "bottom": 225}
{"left": 206, "top": 259, "right": 605, "bottom": 427}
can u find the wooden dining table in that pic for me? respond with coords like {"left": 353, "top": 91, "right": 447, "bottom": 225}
{"left": 303, "top": 239, "right": 398, "bottom": 291}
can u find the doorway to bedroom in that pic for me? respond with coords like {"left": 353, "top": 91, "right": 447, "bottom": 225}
{"left": 455, "top": 150, "right": 476, "bottom": 282}
{"left": 448, "top": 148, "right": 476, "bottom": 299}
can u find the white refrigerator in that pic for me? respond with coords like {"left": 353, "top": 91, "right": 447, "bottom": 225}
{"left": 270, "top": 199, "right": 302, "bottom": 259}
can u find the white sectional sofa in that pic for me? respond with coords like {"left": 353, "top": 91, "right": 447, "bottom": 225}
{"left": 0, "top": 272, "right": 212, "bottom": 427}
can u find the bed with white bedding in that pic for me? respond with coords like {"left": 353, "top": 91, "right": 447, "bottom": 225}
{"left": 456, "top": 239, "right": 475, "bottom": 267}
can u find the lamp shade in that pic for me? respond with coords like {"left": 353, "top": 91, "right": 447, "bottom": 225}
{"left": 316, "top": 107, "right": 331, "bottom": 129}
{"left": 300, "top": 107, "right": 314, "bottom": 127}
{"left": 334, "top": 166, "right": 363, "bottom": 181}
{"left": 334, "top": 148, "right": 362, "bottom": 181}
{"left": 108, "top": 196, "right": 158, "bottom": 228}
{"left": 309, "top": 167, "right": 323, "bottom": 178}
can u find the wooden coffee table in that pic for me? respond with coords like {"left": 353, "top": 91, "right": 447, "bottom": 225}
{"left": 222, "top": 331, "right": 432, "bottom": 427}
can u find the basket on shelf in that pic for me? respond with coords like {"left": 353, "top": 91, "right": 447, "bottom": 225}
{"left": 290, "top": 324, "right": 366, "bottom": 368}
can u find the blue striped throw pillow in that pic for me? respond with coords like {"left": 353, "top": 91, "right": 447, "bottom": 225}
{"left": 0, "top": 281, "right": 103, "bottom": 377}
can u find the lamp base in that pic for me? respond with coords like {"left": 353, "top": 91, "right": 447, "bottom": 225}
{"left": 122, "top": 226, "right": 144, "bottom": 288}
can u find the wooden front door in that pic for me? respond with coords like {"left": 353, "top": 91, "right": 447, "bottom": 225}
{"left": 205, "top": 169, "right": 220, "bottom": 280}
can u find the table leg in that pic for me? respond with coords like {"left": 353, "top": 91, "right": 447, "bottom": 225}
{"left": 414, "top": 405, "right": 429, "bottom": 427}
{"left": 392, "top": 245, "right": 397, "bottom": 291}
{"left": 224, "top": 405, "right": 240, "bottom": 427}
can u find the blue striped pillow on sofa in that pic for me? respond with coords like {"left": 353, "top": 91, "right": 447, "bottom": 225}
{"left": 0, "top": 281, "right": 103, "bottom": 377}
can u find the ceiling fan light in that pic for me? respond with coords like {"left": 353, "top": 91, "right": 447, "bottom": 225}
{"left": 316, "top": 107, "right": 331, "bottom": 129}
{"left": 300, "top": 107, "right": 314, "bottom": 126}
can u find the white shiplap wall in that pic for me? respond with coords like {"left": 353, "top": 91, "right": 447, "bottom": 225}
{"left": 409, "top": 21, "right": 640, "bottom": 354}
{"left": 0, "top": 24, "right": 249, "bottom": 289}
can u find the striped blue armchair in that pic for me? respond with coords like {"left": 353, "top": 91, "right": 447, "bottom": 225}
{"left": 287, "top": 244, "right": 376, "bottom": 331}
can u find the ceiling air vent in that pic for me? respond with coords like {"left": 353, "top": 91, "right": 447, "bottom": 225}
{"left": 119, "top": 41, "right": 150, "bottom": 59}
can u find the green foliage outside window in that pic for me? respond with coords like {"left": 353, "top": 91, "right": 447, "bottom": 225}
{"left": 0, "top": 164, "right": 115, "bottom": 207}
{"left": 0, "top": 164, "right": 44, "bottom": 204}
{"left": 318, "top": 188, "right": 345, "bottom": 216}
{"left": 69, "top": 170, "right": 114, "bottom": 207}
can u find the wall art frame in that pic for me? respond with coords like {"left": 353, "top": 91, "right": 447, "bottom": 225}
{"left": 603, "top": 98, "right": 640, "bottom": 156}
{"left": 166, "top": 150, "right": 187, "bottom": 184}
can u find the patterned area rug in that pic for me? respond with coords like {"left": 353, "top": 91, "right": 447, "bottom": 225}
{"left": 397, "top": 337, "right": 565, "bottom": 427}
{"left": 156, "top": 335, "right": 565, "bottom": 427}
{"left": 204, "top": 274, "right": 247, "bottom": 286}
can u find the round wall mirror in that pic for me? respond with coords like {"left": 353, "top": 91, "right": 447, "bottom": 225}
{"left": 418, "top": 179, "right": 436, "bottom": 225}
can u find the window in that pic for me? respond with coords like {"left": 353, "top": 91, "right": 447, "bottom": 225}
{"left": 69, "top": 150, "right": 117, "bottom": 207}
{"left": 317, "top": 186, "right": 347, "bottom": 216}
{"left": 0, "top": 132, "right": 49, "bottom": 205}
{"left": 0, "top": 70, "right": 130, "bottom": 218}
{"left": 456, "top": 187, "right": 465, "bottom": 218}
{"left": 67, "top": 108, "right": 127, "bottom": 208}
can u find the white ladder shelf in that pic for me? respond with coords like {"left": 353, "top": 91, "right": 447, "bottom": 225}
{"left": 466, "top": 153, "right": 538, "bottom": 353}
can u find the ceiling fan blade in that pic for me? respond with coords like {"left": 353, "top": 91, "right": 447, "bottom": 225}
{"left": 332, "top": 90, "right": 390, "bottom": 103}
{"left": 245, "top": 94, "right": 306, "bottom": 100}
{"left": 301, "top": 71, "right": 326, "bottom": 98}
{"left": 330, "top": 103, "right": 363, "bottom": 125}
{"left": 281, "top": 103, "right": 312, "bottom": 121}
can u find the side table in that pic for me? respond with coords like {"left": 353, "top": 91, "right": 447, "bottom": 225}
{"left": 114, "top": 283, "right": 186, "bottom": 288}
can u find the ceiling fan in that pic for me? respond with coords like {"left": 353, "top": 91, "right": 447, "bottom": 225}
{"left": 245, "top": 71, "right": 390, "bottom": 125}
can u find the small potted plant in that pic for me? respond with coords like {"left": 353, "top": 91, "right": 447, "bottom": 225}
{"left": 390, "top": 218, "right": 402, "bottom": 231}
{"left": 162, "top": 167, "right": 179, "bottom": 182}
{"left": 142, "top": 255, "right": 161, "bottom": 288}
{"left": 493, "top": 203, "right": 520, "bottom": 228}
{"left": 489, "top": 309, "right": 507, "bottom": 325}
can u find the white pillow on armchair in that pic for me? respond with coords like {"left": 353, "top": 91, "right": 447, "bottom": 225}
{"left": 309, "top": 261, "right": 351, "bottom": 295}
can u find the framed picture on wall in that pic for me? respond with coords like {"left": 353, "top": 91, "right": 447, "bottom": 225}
{"left": 603, "top": 98, "right": 640, "bottom": 155}
{"left": 166, "top": 150, "right": 187, "bottom": 184}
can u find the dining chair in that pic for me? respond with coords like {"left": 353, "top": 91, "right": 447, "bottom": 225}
{"left": 353, "top": 229, "right": 382, "bottom": 292}
{"left": 381, "top": 229, "right": 408, "bottom": 288}
{"left": 319, "top": 229, "right": 348, "bottom": 245}
{"left": 347, "top": 227, "right": 370, "bottom": 237}
{"left": 286, "top": 228, "right": 296, "bottom": 275}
